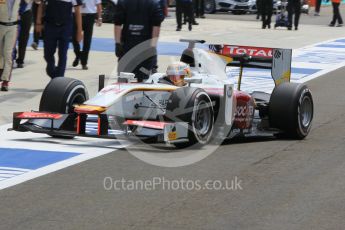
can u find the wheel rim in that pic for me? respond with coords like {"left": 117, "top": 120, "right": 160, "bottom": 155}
{"left": 299, "top": 96, "right": 313, "bottom": 128}
{"left": 205, "top": 0, "right": 215, "bottom": 12}
{"left": 193, "top": 100, "right": 212, "bottom": 138}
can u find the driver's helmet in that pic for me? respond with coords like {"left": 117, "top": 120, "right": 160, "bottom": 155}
{"left": 166, "top": 62, "right": 192, "bottom": 86}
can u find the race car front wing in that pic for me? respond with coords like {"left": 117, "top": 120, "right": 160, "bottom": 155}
{"left": 9, "top": 111, "right": 189, "bottom": 144}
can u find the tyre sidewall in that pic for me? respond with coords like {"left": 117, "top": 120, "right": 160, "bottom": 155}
{"left": 296, "top": 87, "right": 313, "bottom": 137}
{"left": 269, "top": 83, "right": 313, "bottom": 139}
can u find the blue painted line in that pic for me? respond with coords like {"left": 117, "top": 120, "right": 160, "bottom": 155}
{"left": 292, "top": 67, "right": 321, "bottom": 75}
{"left": 334, "top": 39, "right": 345, "bottom": 43}
{"left": 0, "top": 167, "right": 28, "bottom": 172}
{"left": 316, "top": 44, "right": 345, "bottom": 48}
{"left": 0, "top": 148, "right": 80, "bottom": 170}
{"left": 294, "top": 51, "right": 345, "bottom": 64}
{"left": 26, "top": 35, "right": 206, "bottom": 56}
{"left": 0, "top": 172, "right": 23, "bottom": 175}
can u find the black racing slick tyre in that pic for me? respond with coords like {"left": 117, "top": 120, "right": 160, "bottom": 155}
{"left": 269, "top": 83, "right": 313, "bottom": 139}
{"left": 165, "top": 88, "right": 214, "bottom": 148}
{"left": 204, "top": 0, "right": 216, "bottom": 14}
{"left": 39, "top": 77, "right": 89, "bottom": 138}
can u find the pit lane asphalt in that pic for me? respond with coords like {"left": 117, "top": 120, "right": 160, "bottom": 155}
{"left": 1, "top": 9, "right": 345, "bottom": 230}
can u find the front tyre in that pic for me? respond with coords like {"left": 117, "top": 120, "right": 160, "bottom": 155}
{"left": 39, "top": 77, "right": 89, "bottom": 138}
{"left": 165, "top": 88, "right": 214, "bottom": 148}
{"left": 269, "top": 83, "right": 313, "bottom": 139}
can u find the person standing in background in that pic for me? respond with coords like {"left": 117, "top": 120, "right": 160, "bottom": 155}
{"left": 194, "top": 0, "right": 205, "bottom": 18}
{"left": 72, "top": 0, "right": 102, "bottom": 70}
{"left": 31, "top": 1, "right": 41, "bottom": 50}
{"left": 261, "top": 0, "right": 273, "bottom": 29}
{"left": 328, "top": 0, "right": 343, "bottom": 26}
{"left": 0, "top": 0, "right": 25, "bottom": 91}
{"left": 16, "top": 0, "right": 33, "bottom": 68}
{"left": 314, "top": 0, "right": 321, "bottom": 16}
{"left": 176, "top": 0, "right": 194, "bottom": 31}
{"left": 36, "top": 0, "right": 83, "bottom": 79}
{"left": 256, "top": 0, "right": 262, "bottom": 20}
{"left": 287, "top": 0, "right": 301, "bottom": 30}
{"left": 114, "top": 0, "right": 164, "bottom": 82}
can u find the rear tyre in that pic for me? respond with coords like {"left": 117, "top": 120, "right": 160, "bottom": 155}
{"left": 165, "top": 88, "right": 214, "bottom": 148}
{"left": 39, "top": 77, "right": 89, "bottom": 138}
{"left": 269, "top": 83, "right": 313, "bottom": 139}
{"left": 204, "top": 0, "right": 216, "bottom": 14}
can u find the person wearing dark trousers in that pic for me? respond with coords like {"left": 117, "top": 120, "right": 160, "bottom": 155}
{"left": 36, "top": 0, "right": 83, "bottom": 79}
{"left": 194, "top": 0, "right": 205, "bottom": 18}
{"left": 176, "top": 0, "right": 194, "bottom": 31}
{"left": 328, "top": 0, "right": 343, "bottom": 26}
{"left": 287, "top": 0, "right": 301, "bottom": 30}
{"left": 256, "top": 0, "right": 262, "bottom": 20}
{"left": 114, "top": 0, "right": 164, "bottom": 82}
{"left": 31, "top": 2, "right": 41, "bottom": 49}
{"left": 16, "top": 0, "right": 33, "bottom": 68}
{"left": 183, "top": 1, "right": 198, "bottom": 26}
{"left": 184, "top": 13, "right": 199, "bottom": 25}
{"left": 72, "top": 0, "right": 102, "bottom": 70}
{"left": 314, "top": 0, "right": 321, "bottom": 16}
{"left": 261, "top": 0, "right": 273, "bottom": 29}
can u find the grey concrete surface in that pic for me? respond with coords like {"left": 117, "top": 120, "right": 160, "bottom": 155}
{"left": 1, "top": 7, "right": 345, "bottom": 230}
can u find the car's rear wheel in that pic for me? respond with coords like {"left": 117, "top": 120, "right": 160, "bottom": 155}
{"left": 39, "top": 77, "right": 89, "bottom": 138}
{"left": 269, "top": 83, "right": 313, "bottom": 139}
{"left": 204, "top": 0, "right": 216, "bottom": 14}
{"left": 165, "top": 88, "right": 214, "bottom": 148}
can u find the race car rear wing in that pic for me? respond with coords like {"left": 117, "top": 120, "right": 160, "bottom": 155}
{"left": 208, "top": 44, "right": 292, "bottom": 89}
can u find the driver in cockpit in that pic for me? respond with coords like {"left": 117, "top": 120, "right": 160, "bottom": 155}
{"left": 160, "top": 62, "right": 192, "bottom": 86}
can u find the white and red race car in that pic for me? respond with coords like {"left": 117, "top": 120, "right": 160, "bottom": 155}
{"left": 10, "top": 40, "right": 313, "bottom": 148}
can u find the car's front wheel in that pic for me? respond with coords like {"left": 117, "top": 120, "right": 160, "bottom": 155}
{"left": 165, "top": 88, "right": 214, "bottom": 148}
{"left": 39, "top": 77, "right": 89, "bottom": 138}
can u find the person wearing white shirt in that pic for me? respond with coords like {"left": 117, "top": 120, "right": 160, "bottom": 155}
{"left": 72, "top": 0, "right": 102, "bottom": 70}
